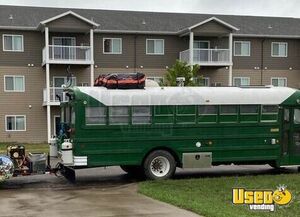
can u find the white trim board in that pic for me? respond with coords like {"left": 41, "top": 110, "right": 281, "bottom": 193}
{"left": 40, "top": 10, "right": 99, "bottom": 27}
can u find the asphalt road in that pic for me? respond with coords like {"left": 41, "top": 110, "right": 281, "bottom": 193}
{"left": 0, "top": 164, "right": 298, "bottom": 217}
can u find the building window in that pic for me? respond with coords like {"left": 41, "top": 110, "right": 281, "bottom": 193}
{"left": 193, "top": 40, "right": 210, "bottom": 49}
{"left": 4, "top": 75, "right": 25, "bottom": 92}
{"left": 3, "top": 34, "right": 24, "bottom": 52}
{"left": 234, "top": 41, "right": 250, "bottom": 56}
{"left": 195, "top": 77, "right": 210, "bottom": 86}
{"left": 233, "top": 77, "right": 250, "bottom": 86}
{"left": 5, "top": 115, "right": 26, "bottom": 131}
{"left": 271, "top": 42, "right": 288, "bottom": 57}
{"left": 146, "top": 39, "right": 164, "bottom": 55}
{"left": 271, "top": 77, "right": 287, "bottom": 87}
{"left": 103, "top": 38, "right": 122, "bottom": 54}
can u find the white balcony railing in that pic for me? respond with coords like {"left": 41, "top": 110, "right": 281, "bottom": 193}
{"left": 43, "top": 87, "right": 68, "bottom": 105}
{"left": 42, "top": 45, "right": 92, "bottom": 64}
{"left": 179, "top": 48, "right": 231, "bottom": 65}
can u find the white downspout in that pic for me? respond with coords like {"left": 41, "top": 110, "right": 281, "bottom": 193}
{"left": 90, "top": 28, "right": 94, "bottom": 86}
{"left": 45, "top": 27, "right": 51, "bottom": 143}
{"left": 189, "top": 31, "right": 194, "bottom": 66}
{"left": 228, "top": 33, "right": 233, "bottom": 86}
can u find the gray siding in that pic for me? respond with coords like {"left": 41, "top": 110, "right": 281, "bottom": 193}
{"left": 46, "top": 14, "right": 93, "bottom": 31}
{"left": 0, "top": 66, "right": 47, "bottom": 143}
{"left": 0, "top": 30, "right": 43, "bottom": 66}
{"left": 263, "top": 39, "right": 300, "bottom": 70}
{"left": 94, "top": 34, "right": 186, "bottom": 69}
{"left": 192, "top": 21, "right": 232, "bottom": 35}
{"left": 94, "top": 34, "right": 136, "bottom": 68}
{"left": 233, "top": 38, "right": 300, "bottom": 70}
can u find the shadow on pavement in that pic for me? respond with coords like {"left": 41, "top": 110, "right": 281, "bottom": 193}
{"left": 1, "top": 165, "right": 298, "bottom": 190}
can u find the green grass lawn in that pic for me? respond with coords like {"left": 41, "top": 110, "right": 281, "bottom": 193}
{"left": 139, "top": 174, "right": 300, "bottom": 217}
{"left": 0, "top": 143, "right": 49, "bottom": 155}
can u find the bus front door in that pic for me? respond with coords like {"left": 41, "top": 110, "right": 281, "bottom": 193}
{"left": 289, "top": 108, "right": 300, "bottom": 165}
{"left": 282, "top": 108, "right": 300, "bottom": 166}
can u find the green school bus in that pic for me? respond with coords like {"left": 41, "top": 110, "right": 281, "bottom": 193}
{"left": 58, "top": 86, "right": 300, "bottom": 180}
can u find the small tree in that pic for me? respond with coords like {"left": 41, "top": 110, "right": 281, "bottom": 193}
{"left": 162, "top": 60, "right": 201, "bottom": 86}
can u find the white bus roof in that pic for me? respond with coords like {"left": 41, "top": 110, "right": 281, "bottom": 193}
{"left": 77, "top": 86, "right": 297, "bottom": 106}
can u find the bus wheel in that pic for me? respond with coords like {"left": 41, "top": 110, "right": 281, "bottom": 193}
{"left": 143, "top": 150, "right": 176, "bottom": 180}
{"left": 120, "top": 166, "right": 143, "bottom": 176}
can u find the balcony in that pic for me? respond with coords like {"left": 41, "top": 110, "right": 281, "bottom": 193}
{"left": 43, "top": 87, "right": 68, "bottom": 106}
{"left": 42, "top": 45, "right": 93, "bottom": 65}
{"left": 179, "top": 48, "right": 231, "bottom": 66}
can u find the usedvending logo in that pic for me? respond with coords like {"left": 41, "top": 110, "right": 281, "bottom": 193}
{"left": 232, "top": 185, "right": 292, "bottom": 212}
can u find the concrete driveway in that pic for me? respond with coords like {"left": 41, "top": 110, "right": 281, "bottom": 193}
{"left": 0, "top": 166, "right": 201, "bottom": 217}
{"left": 0, "top": 164, "right": 298, "bottom": 217}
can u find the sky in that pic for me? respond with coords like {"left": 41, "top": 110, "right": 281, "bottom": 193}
{"left": 0, "top": 0, "right": 299, "bottom": 18}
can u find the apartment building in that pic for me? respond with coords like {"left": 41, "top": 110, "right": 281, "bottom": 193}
{"left": 0, "top": 5, "right": 300, "bottom": 143}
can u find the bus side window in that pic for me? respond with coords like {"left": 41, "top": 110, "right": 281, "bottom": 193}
{"left": 261, "top": 105, "right": 278, "bottom": 122}
{"left": 219, "top": 105, "right": 238, "bottom": 123}
{"left": 109, "top": 106, "right": 129, "bottom": 125}
{"left": 132, "top": 106, "right": 151, "bottom": 125}
{"left": 176, "top": 105, "right": 196, "bottom": 124}
{"left": 154, "top": 105, "right": 174, "bottom": 124}
{"left": 240, "top": 105, "right": 259, "bottom": 123}
{"left": 198, "top": 105, "right": 217, "bottom": 123}
{"left": 85, "top": 107, "right": 107, "bottom": 125}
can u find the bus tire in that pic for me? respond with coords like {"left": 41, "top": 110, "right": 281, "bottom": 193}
{"left": 143, "top": 150, "right": 176, "bottom": 180}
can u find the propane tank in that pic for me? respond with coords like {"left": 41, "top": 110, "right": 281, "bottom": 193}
{"left": 0, "top": 155, "right": 14, "bottom": 181}
{"left": 61, "top": 140, "right": 73, "bottom": 165}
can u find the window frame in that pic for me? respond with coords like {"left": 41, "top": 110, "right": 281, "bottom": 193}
{"left": 2, "top": 34, "right": 24, "bottom": 52}
{"left": 103, "top": 38, "right": 122, "bottom": 54}
{"left": 4, "top": 75, "right": 25, "bottom": 92}
{"left": 234, "top": 41, "right": 251, "bottom": 57}
{"left": 271, "top": 77, "right": 287, "bottom": 87}
{"left": 233, "top": 77, "right": 250, "bottom": 86}
{"left": 5, "top": 115, "right": 26, "bottom": 131}
{"left": 271, "top": 42, "right": 288, "bottom": 57}
{"left": 146, "top": 39, "right": 165, "bottom": 55}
